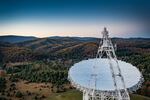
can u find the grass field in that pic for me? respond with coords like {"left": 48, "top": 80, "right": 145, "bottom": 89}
{"left": 48, "top": 90, "right": 82, "bottom": 100}
{"left": 130, "top": 94, "right": 150, "bottom": 100}
{"left": 47, "top": 90, "right": 150, "bottom": 100}
{"left": 2, "top": 79, "right": 150, "bottom": 100}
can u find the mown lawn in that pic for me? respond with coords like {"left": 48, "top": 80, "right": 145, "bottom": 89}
{"left": 47, "top": 90, "right": 150, "bottom": 100}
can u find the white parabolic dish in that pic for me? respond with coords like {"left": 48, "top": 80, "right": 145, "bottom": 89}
{"left": 68, "top": 58, "right": 143, "bottom": 92}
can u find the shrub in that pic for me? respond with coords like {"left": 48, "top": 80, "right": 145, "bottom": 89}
{"left": 15, "top": 91, "right": 23, "bottom": 98}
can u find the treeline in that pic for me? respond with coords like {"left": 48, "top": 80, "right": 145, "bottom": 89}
{"left": 0, "top": 38, "right": 150, "bottom": 97}
{"left": 7, "top": 61, "right": 69, "bottom": 86}
{"left": 0, "top": 47, "right": 35, "bottom": 63}
{"left": 0, "top": 77, "right": 6, "bottom": 92}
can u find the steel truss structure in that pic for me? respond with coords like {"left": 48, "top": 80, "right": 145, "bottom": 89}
{"left": 88, "top": 27, "right": 130, "bottom": 100}
{"left": 68, "top": 28, "right": 144, "bottom": 100}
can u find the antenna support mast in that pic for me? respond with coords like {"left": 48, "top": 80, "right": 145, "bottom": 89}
{"left": 86, "top": 27, "right": 130, "bottom": 100}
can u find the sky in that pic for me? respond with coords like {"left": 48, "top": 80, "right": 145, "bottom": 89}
{"left": 0, "top": 0, "right": 150, "bottom": 38}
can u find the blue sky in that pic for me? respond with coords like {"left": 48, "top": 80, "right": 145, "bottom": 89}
{"left": 0, "top": 0, "right": 150, "bottom": 38}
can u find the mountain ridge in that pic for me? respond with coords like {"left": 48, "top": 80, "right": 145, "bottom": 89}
{"left": 0, "top": 35, "right": 150, "bottom": 44}
{"left": 0, "top": 35, "right": 37, "bottom": 43}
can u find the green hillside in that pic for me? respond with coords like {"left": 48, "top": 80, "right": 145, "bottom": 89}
{"left": 0, "top": 37, "right": 150, "bottom": 99}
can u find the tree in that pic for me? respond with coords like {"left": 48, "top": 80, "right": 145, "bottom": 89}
{"left": 15, "top": 91, "right": 23, "bottom": 98}
{"left": 0, "top": 77, "right": 6, "bottom": 92}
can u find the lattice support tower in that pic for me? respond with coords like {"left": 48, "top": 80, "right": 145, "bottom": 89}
{"left": 83, "top": 27, "right": 130, "bottom": 100}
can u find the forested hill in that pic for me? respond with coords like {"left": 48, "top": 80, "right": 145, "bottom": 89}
{"left": 0, "top": 35, "right": 36, "bottom": 43}
{"left": 0, "top": 37, "right": 150, "bottom": 62}
{"left": 0, "top": 36, "right": 150, "bottom": 98}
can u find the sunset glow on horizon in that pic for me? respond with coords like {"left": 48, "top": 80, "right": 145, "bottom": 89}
{"left": 0, "top": 18, "right": 146, "bottom": 38}
{"left": 0, "top": 0, "right": 149, "bottom": 38}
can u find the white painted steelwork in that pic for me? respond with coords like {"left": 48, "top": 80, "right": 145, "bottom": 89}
{"left": 68, "top": 28, "right": 144, "bottom": 100}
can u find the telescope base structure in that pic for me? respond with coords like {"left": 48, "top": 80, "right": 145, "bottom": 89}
{"left": 68, "top": 28, "right": 144, "bottom": 100}
{"left": 83, "top": 90, "right": 130, "bottom": 100}
{"left": 68, "top": 58, "right": 144, "bottom": 100}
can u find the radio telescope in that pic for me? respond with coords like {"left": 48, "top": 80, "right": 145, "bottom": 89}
{"left": 68, "top": 28, "right": 144, "bottom": 100}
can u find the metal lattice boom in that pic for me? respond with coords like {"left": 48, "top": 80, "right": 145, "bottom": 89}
{"left": 68, "top": 27, "right": 144, "bottom": 100}
{"left": 88, "top": 27, "right": 130, "bottom": 100}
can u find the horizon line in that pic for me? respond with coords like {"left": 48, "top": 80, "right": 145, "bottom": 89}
{"left": 0, "top": 34, "right": 150, "bottom": 39}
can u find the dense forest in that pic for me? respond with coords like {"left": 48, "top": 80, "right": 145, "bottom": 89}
{"left": 0, "top": 37, "right": 150, "bottom": 99}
